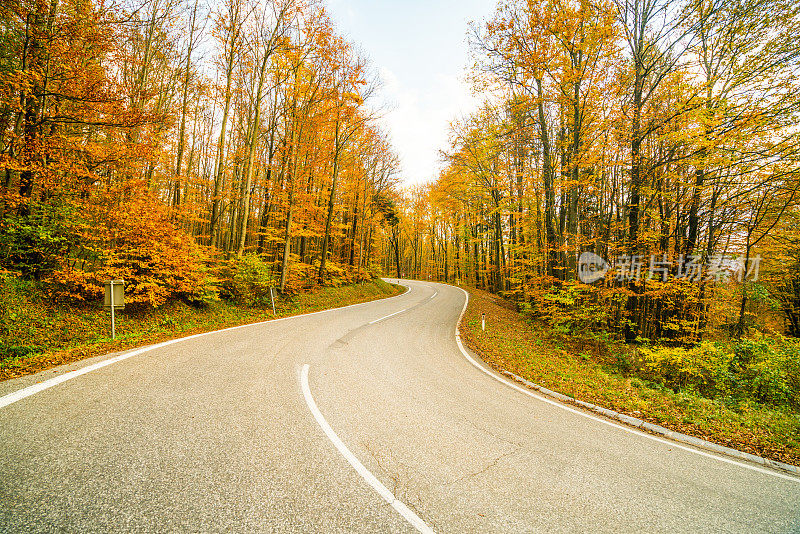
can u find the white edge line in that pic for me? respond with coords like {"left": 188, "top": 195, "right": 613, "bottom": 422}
{"left": 300, "top": 364, "right": 434, "bottom": 534}
{"left": 452, "top": 286, "right": 800, "bottom": 484}
{"left": 0, "top": 282, "right": 412, "bottom": 410}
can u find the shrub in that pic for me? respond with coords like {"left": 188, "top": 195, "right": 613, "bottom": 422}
{"left": 731, "top": 335, "right": 798, "bottom": 407}
{"left": 632, "top": 334, "right": 800, "bottom": 409}
{"left": 218, "top": 254, "right": 275, "bottom": 306}
{"left": 637, "top": 342, "right": 732, "bottom": 397}
{"left": 525, "top": 278, "right": 621, "bottom": 336}
{"left": 0, "top": 272, "right": 51, "bottom": 353}
{"left": 319, "top": 260, "right": 363, "bottom": 287}
{"left": 522, "top": 276, "right": 704, "bottom": 343}
{"left": 0, "top": 202, "right": 74, "bottom": 279}
{"left": 281, "top": 258, "right": 316, "bottom": 294}
{"left": 0, "top": 344, "right": 41, "bottom": 363}
{"left": 43, "top": 193, "right": 218, "bottom": 308}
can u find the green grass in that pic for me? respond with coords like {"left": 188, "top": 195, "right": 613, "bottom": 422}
{"left": 459, "top": 287, "right": 800, "bottom": 467}
{"left": 0, "top": 278, "right": 402, "bottom": 381}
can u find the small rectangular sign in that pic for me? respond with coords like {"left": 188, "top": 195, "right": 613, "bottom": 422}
{"left": 104, "top": 280, "right": 125, "bottom": 310}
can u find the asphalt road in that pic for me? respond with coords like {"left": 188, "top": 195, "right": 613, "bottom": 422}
{"left": 1, "top": 280, "right": 798, "bottom": 533}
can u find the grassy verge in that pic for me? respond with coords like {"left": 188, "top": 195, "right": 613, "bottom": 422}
{"left": 1, "top": 279, "right": 402, "bottom": 381}
{"left": 459, "top": 287, "right": 800, "bottom": 466}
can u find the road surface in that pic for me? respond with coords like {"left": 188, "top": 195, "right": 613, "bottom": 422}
{"left": 1, "top": 280, "right": 798, "bottom": 532}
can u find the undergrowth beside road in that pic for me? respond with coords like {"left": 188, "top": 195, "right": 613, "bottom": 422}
{"left": 0, "top": 279, "right": 402, "bottom": 381}
{"left": 459, "top": 287, "right": 800, "bottom": 466}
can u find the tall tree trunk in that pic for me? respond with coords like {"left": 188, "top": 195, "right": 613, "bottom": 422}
{"left": 318, "top": 111, "right": 342, "bottom": 282}
{"left": 209, "top": 0, "right": 241, "bottom": 248}
{"left": 279, "top": 187, "right": 294, "bottom": 292}
{"left": 624, "top": 49, "right": 645, "bottom": 342}
{"left": 173, "top": 0, "right": 199, "bottom": 208}
{"left": 18, "top": 8, "right": 44, "bottom": 216}
{"left": 237, "top": 55, "right": 269, "bottom": 257}
{"left": 348, "top": 187, "right": 359, "bottom": 266}
{"left": 536, "top": 78, "right": 558, "bottom": 279}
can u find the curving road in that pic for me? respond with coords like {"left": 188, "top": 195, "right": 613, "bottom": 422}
{"left": 1, "top": 280, "right": 798, "bottom": 533}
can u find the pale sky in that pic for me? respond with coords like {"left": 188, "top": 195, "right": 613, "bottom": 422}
{"left": 326, "top": 0, "right": 496, "bottom": 186}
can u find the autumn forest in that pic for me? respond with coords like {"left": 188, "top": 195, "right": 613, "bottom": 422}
{"left": 4, "top": 0, "right": 800, "bottom": 459}
{"left": 385, "top": 0, "right": 799, "bottom": 343}
{"left": 1, "top": 0, "right": 404, "bottom": 306}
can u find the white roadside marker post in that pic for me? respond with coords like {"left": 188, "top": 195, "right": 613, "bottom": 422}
{"left": 482, "top": 312, "right": 486, "bottom": 331}
{"left": 270, "top": 286, "right": 276, "bottom": 317}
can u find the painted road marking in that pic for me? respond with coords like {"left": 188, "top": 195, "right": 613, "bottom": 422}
{"left": 0, "top": 283, "right": 411, "bottom": 410}
{"left": 452, "top": 287, "right": 799, "bottom": 484}
{"left": 369, "top": 289, "right": 436, "bottom": 325}
{"left": 368, "top": 308, "right": 409, "bottom": 324}
{"left": 300, "top": 364, "right": 435, "bottom": 533}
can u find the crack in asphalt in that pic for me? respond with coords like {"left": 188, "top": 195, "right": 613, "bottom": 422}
{"left": 464, "top": 418, "right": 523, "bottom": 450}
{"left": 363, "top": 443, "right": 401, "bottom": 496}
{"left": 361, "top": 442, "right": 437, "bottom": 531}
{"left": 441, "top": 445, "right": 523, "bottom": 488}
{"left": 404, "top": 491, "right": 440, "bottom": 533}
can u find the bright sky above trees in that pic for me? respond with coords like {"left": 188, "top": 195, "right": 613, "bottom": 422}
{"left": 327, "top": 0, "right": 496, "bottom": 186}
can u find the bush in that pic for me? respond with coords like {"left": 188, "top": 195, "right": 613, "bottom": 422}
{"left": 281, "top": 257, "right": 316, "bottom": 294}
{"left": 633, "top": 334, "right": 800, "bottom": 409}
{"left": 761, "top": 209, "right": 800, "bottom": 337}
{"left": 0, "top": 202, "right": 74, "bottom": 279}
{"left": 2, "top": 180, "right": 219, "bottom": 309}
{"left": 218, "top": 254, "right": 275, "bottom": 306}
{"left": 637, "top": 342, "right": 732, "bottom": 397}
{"left": 0, "top": 272, "right": 52, "bottom": 353}
{"left": 525, "top": 279, "right": 624, "bottom": 336}
{"left": 0, "top": 343, "right": 41, "bottom": 363}
{"left": 43, "top": 193, "right": 218, "bottom": 308}
{"left": 731, "top": 335, "right": 799, "bottom": 407}
{"left": 520, "top": 273, "right": 709, "bottom": 344}
{"left": 318, "top": 259, "right": 374, "bottom": 287}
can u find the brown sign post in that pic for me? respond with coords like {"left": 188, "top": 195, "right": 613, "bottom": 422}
{"left": 104, "top": 280, "right": 125, "bottom": 340}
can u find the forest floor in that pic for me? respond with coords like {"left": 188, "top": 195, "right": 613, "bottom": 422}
{"left": 459, "top": 287, "right": 800, "bottom": 467}
{"left": 0, "top": 279, "right": 402, "bottom": 382}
